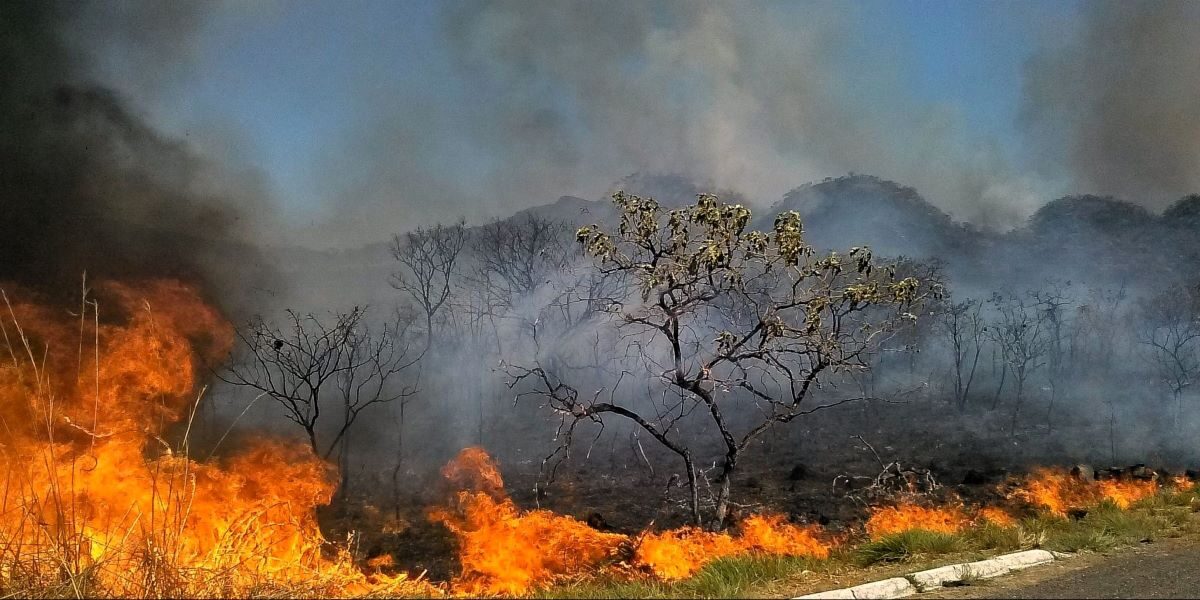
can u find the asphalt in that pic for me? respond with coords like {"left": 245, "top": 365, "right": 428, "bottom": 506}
{"left": 926, "top": 537, "right": 1200, "bottom": 599}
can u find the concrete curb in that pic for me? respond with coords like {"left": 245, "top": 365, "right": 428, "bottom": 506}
{"left": 795, "top": 549, "right": 1063, "bottom": 599}
{"left": 907, "top": 549, "right": 1056, "bottom": 591}
{"left": 798, "top": 577, "right": 916, "bottom": 599}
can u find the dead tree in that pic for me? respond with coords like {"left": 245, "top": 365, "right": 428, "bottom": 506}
{"left": 510, "top": 192, "right": 925, "bottom": 528}
{"left": 1071, "top": 286, "right": 1128, "bottom": 461}
{"left": 987, "top": 292, "right": 1049, "bottom": 437}
{"left": 473, "top": 214, "right": 572, "bottom": 305}
{"left": 389, "top": 219, "right": 466, "bottom": 502}
{"left": 1137, "top": 283, "right": 1200, "bottom": 430}
{"left": 332, "top": 317, "right": 419, "bottom": 495}
{"left": 222, "top": 307, "right": 417, "bottom": 483}
{"left": 1032, "top": 281, "right": 1073, "bottom": 431}
{"left": 938, "top": 297, "right": 985, "bottom": 412}
{"left": 390, "top": 219, "right": 467, "bottom": 351}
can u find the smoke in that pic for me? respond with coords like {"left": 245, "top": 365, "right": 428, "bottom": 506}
{"left": 1022, "top": 0, "right": 1200, "bottom": 210}
{"left": 0, "top": 1, "right": 277, "bottom": 311}
{"left": 307, "top": 1, "right": 1049, "bottom": 246}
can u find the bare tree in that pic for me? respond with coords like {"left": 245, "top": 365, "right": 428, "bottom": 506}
{"left": 1071, "top": 286, "right": 1128, "bottom": 461}
{"left": 390, "top": 219, "right": 468, "bottom": 351}
{"left": 222, "top": 307, "right": 417, "bottom": 481}
{"left": 1031, "top": 281, "right": 1073, "bottom": 431}
{"left": 388, "top": 219, "right": 467, "bottom": 496}
{"left": 1137, "top": 283, "right": 1200, "bottom": 430}
{"left": 987, "top": 292, "right": 1050, "bottom": 437}
{"left": 938, "top": 297, "right": 985, "bottom": 412}
{"left": 332, "top": 317, "right": 420, "bottom": 495}
{"left": 510, "top": 192, "right": 924, "bottom": 528}
{"left": 473, "top": 214, "right": 572, "bottom": 307}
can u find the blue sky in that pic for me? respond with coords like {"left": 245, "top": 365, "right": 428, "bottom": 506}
{"left": 93, "top": 0, "right": 1099, "bottom": 240}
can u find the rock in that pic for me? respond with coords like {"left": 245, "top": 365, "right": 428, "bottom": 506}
{"left": 789, "top": 464, "right": 808, "bottom": 481}
{"left": 962, "top": 468, "right": 1007, "bottom": 485}
{"left": 1070, "top": 464, "right": 1095, "bottom": 481}
{"left": 585, "top": 512, "right": 609, "bottom": 530}
{"left": 1129, "top": 464, "right": 1158, "bottom": 481}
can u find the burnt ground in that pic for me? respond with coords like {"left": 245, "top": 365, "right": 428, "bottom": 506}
{"left": 317, "top": 396, "right": 1200, "bottom": 584}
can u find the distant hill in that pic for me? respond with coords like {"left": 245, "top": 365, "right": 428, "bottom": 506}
{"left": 269, "top": 173, "right": 1200, "bottom": 310}
{"left": 761, "top": 175, "right": 976, "bottom": 261}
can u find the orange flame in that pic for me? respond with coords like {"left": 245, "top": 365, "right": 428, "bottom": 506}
{"left": 0, "top": 280, "right": 435, "bottom": 597}
{"left": 634, "top": 515, "right": 829, "bottom": 581}
{"left": 432, "top": 448, "right": 832, "bottom": 592}
{"left": 431, "top": 448, "right": 627, "bottom": 595}
{"left": 1011, "top": 468, "right": 1159, "bottom": 516}
{"left": 865, "top": 503, "right": 968, "bottom": 539}
{"left": 975, "top": 506, "right": 1017, "bottom": 528}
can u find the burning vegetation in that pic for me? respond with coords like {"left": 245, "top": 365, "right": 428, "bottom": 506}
{"left": 0, "top": 279, "right": 1196, "bottom": 598}
{"left": 0, "top": 280, "right": 432, "bottom": 597}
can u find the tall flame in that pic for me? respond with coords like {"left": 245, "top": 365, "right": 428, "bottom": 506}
{"left": 0, "top": 280, "right": 433, "bottom": 597}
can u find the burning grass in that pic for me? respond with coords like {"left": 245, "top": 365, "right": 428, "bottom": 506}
{"left": 2, "top": 280, "right": 1198, "bottom": 598}
{"left": 432, "top": 448, "right": 832, "bottom": 594}
{"left": 0, "top": 280, "right": 437, "bottom": 598}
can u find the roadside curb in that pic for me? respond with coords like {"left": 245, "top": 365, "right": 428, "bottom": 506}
{"left": 795, "top": 549, "right": 1064, "bottom": 599}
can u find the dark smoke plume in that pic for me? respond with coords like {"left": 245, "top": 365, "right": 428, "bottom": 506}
{"left": 0, "top": 1, "right": 275, "bottom": 311}
{"left": 1022, "top": 0, "right": 1200, "bottom": 209}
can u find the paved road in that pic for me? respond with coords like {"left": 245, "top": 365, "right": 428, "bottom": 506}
{"left": 926, "top": 537, "right": 1200, "bottom": 599}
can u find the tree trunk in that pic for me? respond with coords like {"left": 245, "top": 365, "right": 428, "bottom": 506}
{"left": 1175, "top": 389, "right": 1183, "bottom": 432}
{"left": 306, "top": 426, "right": 319, "bottom": 458}
{"left": 1009, "top": 377, "right": 1024, "bottom": 438}
{"left": 683, "top": 454, "right": 701, "bottom": 527}
{"left": 391, "top": 401, "right": 406, "bottom": 520}
{"left": 711, "top": 453, "right": 738, "bottom": 530}
{"left": 712, "top": 474, "right": 733, "bottom": 530}
{"left": 991, "top": 365, "right": 1007, "bottom": 411}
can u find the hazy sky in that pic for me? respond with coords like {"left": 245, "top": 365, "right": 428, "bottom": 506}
{"left": 66, "top": 0, "right": 1199, "bottom": 247}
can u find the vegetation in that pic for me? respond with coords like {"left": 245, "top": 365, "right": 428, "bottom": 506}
{"left": 511, "top": 192, "right": 926, "bottom": 527}
{"left": 541, "top": 484, "right": 1200, "bottom": 599}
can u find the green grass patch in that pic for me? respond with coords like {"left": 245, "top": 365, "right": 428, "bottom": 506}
{"left": 540, "top": 555, "right": 829, "bottom": 599}
{"left": 962, "top": 522, "right": 1024, "bottom": 553}
{"left": 855, "top": 529, "right": 965, "bottom": 565}
{"left": 539, "top": 485, "right": 1200, "bottom": 599}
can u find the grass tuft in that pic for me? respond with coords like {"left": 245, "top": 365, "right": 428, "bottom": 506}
{"left": 855, "top": 530, "right": 964, "bottom": 566}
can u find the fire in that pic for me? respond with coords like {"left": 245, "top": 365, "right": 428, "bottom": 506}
{"left": 433, "top": 448, "right": 832, "bottom": 593}
{"left": 865, "top": 503, "right": 968, "bottom": 539}
{"left": 634, "top": 528, "right": 741, "bottom": 581}
{"left": 1097, "top": 478, "right": 1159, "bottom": 509}
{"left": 0, "top": 280, "right": 434, "bottom": 597}
{"left": 634, "top": 516, "right": 829, "bottom": 581}
{"left": 1011, "top": 468, "right": 1159, "bottom": 516}
{"left": 431, "top": 448, "right": 627, "bottom": 596}
{"left": 975, "top": 506, "right": 1017, "bottom": 528}
{"left": 739, "top": 513, "right": 831, "bottom": 558}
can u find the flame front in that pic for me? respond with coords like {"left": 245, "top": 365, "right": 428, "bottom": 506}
{"left": 0, "top": 280, "right": 433, "bottom": 597}
{"left": 1011, "top": 468, "right": 1159, "bottom": 516}
{"left": 865, "top": 503, "right": 968, "bottom": 539}
{"left": 434, "top": 448, "right": 832, "bottom": 593}
{"left": 431, "top": 449, "right": 627, "bottom": 596}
